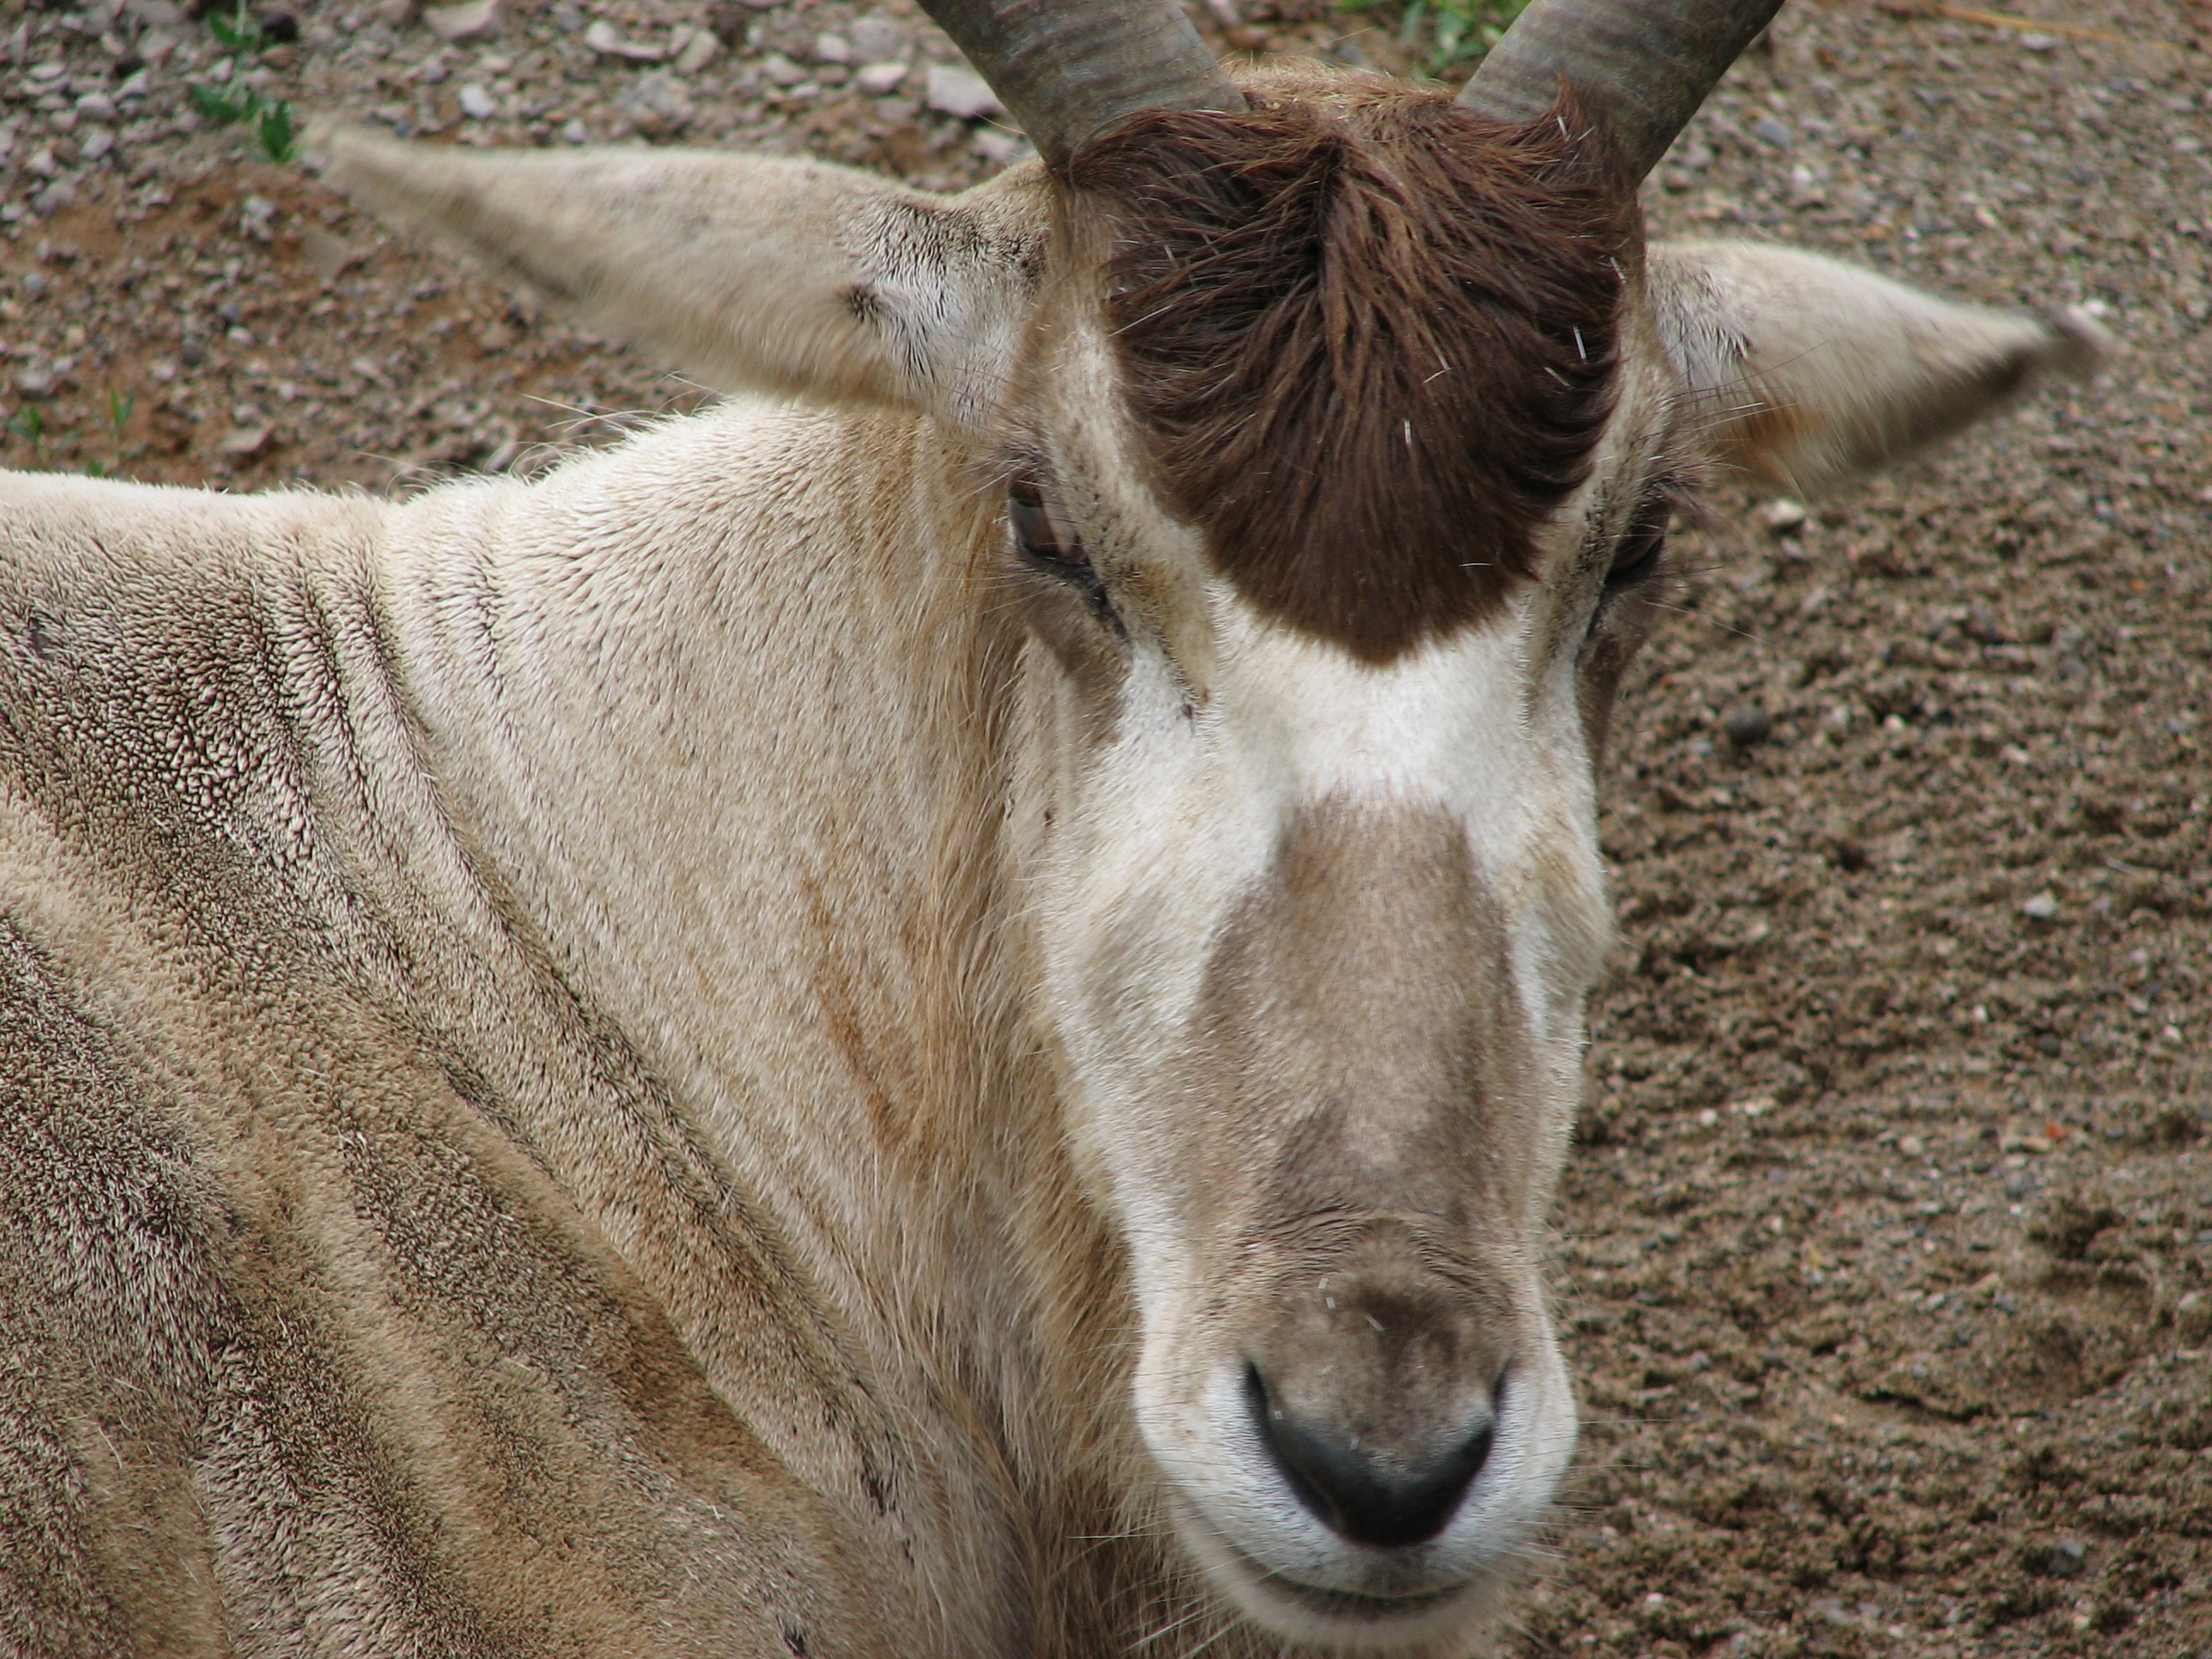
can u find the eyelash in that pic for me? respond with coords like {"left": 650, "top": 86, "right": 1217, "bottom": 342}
{"left": 1603, "top": 488, "right": 1679, "bottom": 594}
{"left": 1010, "top": 477, "right": 1116, "bottom": 625}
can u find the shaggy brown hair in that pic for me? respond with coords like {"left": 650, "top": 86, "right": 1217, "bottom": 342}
{"left": 1068, "top": 87, "right": 1638, "bottom": 664}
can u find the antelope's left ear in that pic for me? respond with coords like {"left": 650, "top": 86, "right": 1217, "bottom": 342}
{"left": 1645, "top": 240, "right": 2109, "bottom": 495}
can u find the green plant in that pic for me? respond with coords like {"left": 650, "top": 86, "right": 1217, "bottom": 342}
{"left": 98, "top": 386, "right": 141, "bottom": 475}
{"left": 1339, "top": 0, "right": 1532, "bottom": 77}
{"left": 4, "top": 404, "right": 48, "bottom": 463}
{"left": 191, "top": 0, "right": 300, "bottom": 162}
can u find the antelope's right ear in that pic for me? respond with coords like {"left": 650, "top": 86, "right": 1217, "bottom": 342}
{"left": 319, "top": 126, "right": 1047, "bottom": 434}
{"left": 1646, "top": 239, "right": 2109, "bottom": 496}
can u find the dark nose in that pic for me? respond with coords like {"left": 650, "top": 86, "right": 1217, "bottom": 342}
{"left": 1245, "top": 1363, "right": 1496, "bottom": 1549}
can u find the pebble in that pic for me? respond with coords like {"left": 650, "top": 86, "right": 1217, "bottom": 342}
{"left": 457, "top": 81, "right": 496, "bottom": 119}
{"left": 585, "top": 20, "right": 665, "bottom": 61}
{"left": 620, "top": 72, "right": 692, "bottom": 132}
{"left": 925, "top": 63, "right": 1002, "bottom": 120}
{"left": 2043, "top": 1540, "right": 2087, "bottom": 1578}
{"left": 812, "top": 32, "right": 852, "bottom": 65}
{"left": 672, "top": 30, "right": 719, "bottom": 74}
{"left": 971, "top": 127, "right": 1027, "bottom": 167}
{"left": 760, "top": 51, "right": 806, "bottom": 88}
{"left": 1752, "top": 114, "right": 1792, "bottom": 148}
{"left": 854, "top": 61, "right": 907, "bottom": 96}
{"left": 1759, "top": 497, "right": 1808, "bottom": 535}
{"left": 2020, "top": 892, "right": 2060, "bottom": 921}
{"left": 1721, "top": 704, "right": 1773, "bottom": 748}
{"left": 849, "top": 14, "right": 904, "bottom": 60}
{"left": 422, "top": 0, "right": 497, "bottom": 42}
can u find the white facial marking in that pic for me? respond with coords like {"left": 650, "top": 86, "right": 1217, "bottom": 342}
{"left": 1034, "top": 577, "right": 1610, "bottom": 1640}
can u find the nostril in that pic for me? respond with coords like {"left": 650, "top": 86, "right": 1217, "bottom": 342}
{"left": 1244, "top": 1364, "right": 1497, "bottom": 1551}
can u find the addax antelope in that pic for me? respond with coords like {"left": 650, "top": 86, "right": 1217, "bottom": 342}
{"left": 0, "top": 0, "right": 2103, "bottom": 1653}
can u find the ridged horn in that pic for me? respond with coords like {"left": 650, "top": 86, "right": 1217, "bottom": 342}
{"left": 917, "top": 0, "right": 1246, "bottom": 173}
{"left": 1457, "top": 0, "right": 1788, "bottom": 179}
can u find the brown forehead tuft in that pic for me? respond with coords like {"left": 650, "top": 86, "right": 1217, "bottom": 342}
{"left": 1066, "top": 85, "right": 1638, "bottom": 665}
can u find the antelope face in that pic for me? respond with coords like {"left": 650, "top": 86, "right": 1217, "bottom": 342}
{"left": 1004, "top": 84, "right": 1678, "bottom": 1647}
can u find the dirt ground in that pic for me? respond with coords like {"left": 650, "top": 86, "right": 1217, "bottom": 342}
{"left": 3, "top": 0, "right": 2210, "bottom": 1654}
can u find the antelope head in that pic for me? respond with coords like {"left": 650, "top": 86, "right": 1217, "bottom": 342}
{"left": 323, "top": 0, "right": 2103, "bottom": 1648}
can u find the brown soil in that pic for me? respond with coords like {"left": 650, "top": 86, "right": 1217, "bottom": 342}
{"left": 3, "top": 0, "right": 2209, "bottom": 1655}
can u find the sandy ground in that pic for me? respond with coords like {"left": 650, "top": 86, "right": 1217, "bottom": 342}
{"left": 2, "top": 0, "right": 2209, "bottom": 1654}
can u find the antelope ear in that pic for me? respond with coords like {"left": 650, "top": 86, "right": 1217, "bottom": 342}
{"left": 318, "top": 125, "right": 1046, "bottom": 434}
{"left": 1646, "top": 240, "right": 2109, "bottom": 495}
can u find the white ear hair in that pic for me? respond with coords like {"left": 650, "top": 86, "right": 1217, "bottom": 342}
{"left": 319, "top": 125, "right": 1048, "bottom": 434}
{"left": 1646, "top": 239, "right": 2108, "bottom": 495}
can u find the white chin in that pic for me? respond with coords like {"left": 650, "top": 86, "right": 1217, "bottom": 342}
{"left": 1164, "top": 1494, "right": 1517, "bottom": 1655}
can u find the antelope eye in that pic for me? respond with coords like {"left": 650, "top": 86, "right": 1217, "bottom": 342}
{"left": 1604, "top": 499, "right": 1671, "bottom": 592}
{"left": 1010, "top": 478, "right": 1087, "bottom": 572}
{"left": 1009, "top": 477, "right": 1115, "bottom": 628}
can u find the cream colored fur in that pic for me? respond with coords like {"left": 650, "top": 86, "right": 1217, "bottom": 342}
{"left": 0, "top": 72, "right": 2103, "bottom": 1659}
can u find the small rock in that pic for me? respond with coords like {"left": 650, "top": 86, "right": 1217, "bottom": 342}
{"left": 24, "top": 148, "right": 60, "bottom": 181}
{"left": 298, "top": 227, "right": 360, "bottom": 280}
{"left": 417, "top": 57, "right": 450, "bottom": 84}
{"left": 422, "top": 0, "right": 497, "bottom": 40}
{"left": 74, "top": 92, "right": 118, "bottom": 122}
{"left": 1721, "top": 704, "right": 1773, "bottom": 749}
{"left": 2042, "top": 1539, "right": 2087, "bottom": 1578}
{"left": 2020, "top": 31, "right": 2057, "bottom": 51}
{"left": 672, "top": 29, "right": 720, "bottom": 74}
{"left": 2002, "top": 1168, "right": 2037, "bottom": 1197}
{"left": 971, "top": 127, "right": 1027, "bottom": 166}
{"left": 241, "top": 194, "right": 276, "bottom": 223}
{"left": 2176, "top": 1290, "right": 2212, "bottom": 1346}
{"left": 854, "top": 61, "right": 906, "bottom": 96}
{"left": 760, "top": 51, "right": 807, "bottom": 87}
{"left": 14, "top": 370, "right": 55, "bottom": 399}
{"left": 457, "top": 82, "right": 497, "bottom": 119}
{"left": 620, "top": 72, "right": 693, "bottom": 131}
{"left": 2020, "top": 892, "right": 2060, "bottom": 922}
{"left": 585, "top": 19, "right": 665, "bottom": 60}
{"left": 849, "top": 13, "right": 903, "bottom": 59}
{"left": 1752, "top": 114, "right": 1792, "bottom": 148}
{"left": 220, "top": 424, "right": 275, "bottom": 457}
{"left": 1759, "top": 497, "right": 1808, "bottom": 535}
{"left": 925, "top": 63, "right": 1002, "bottom": 119}
{"left": 560, "top": 118, "right": 587, "bottom": 144}
{"left": 78, "top": 128, "right": 114, "bottom": 162}
{"left": 31, "top": 182, "right": 77, "bottom": 217}
{"left": 812, "top": 32, "right": 851, "bottom": 64}
{"left": 475, "top": 320, "right": 516, "bottom": 352}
